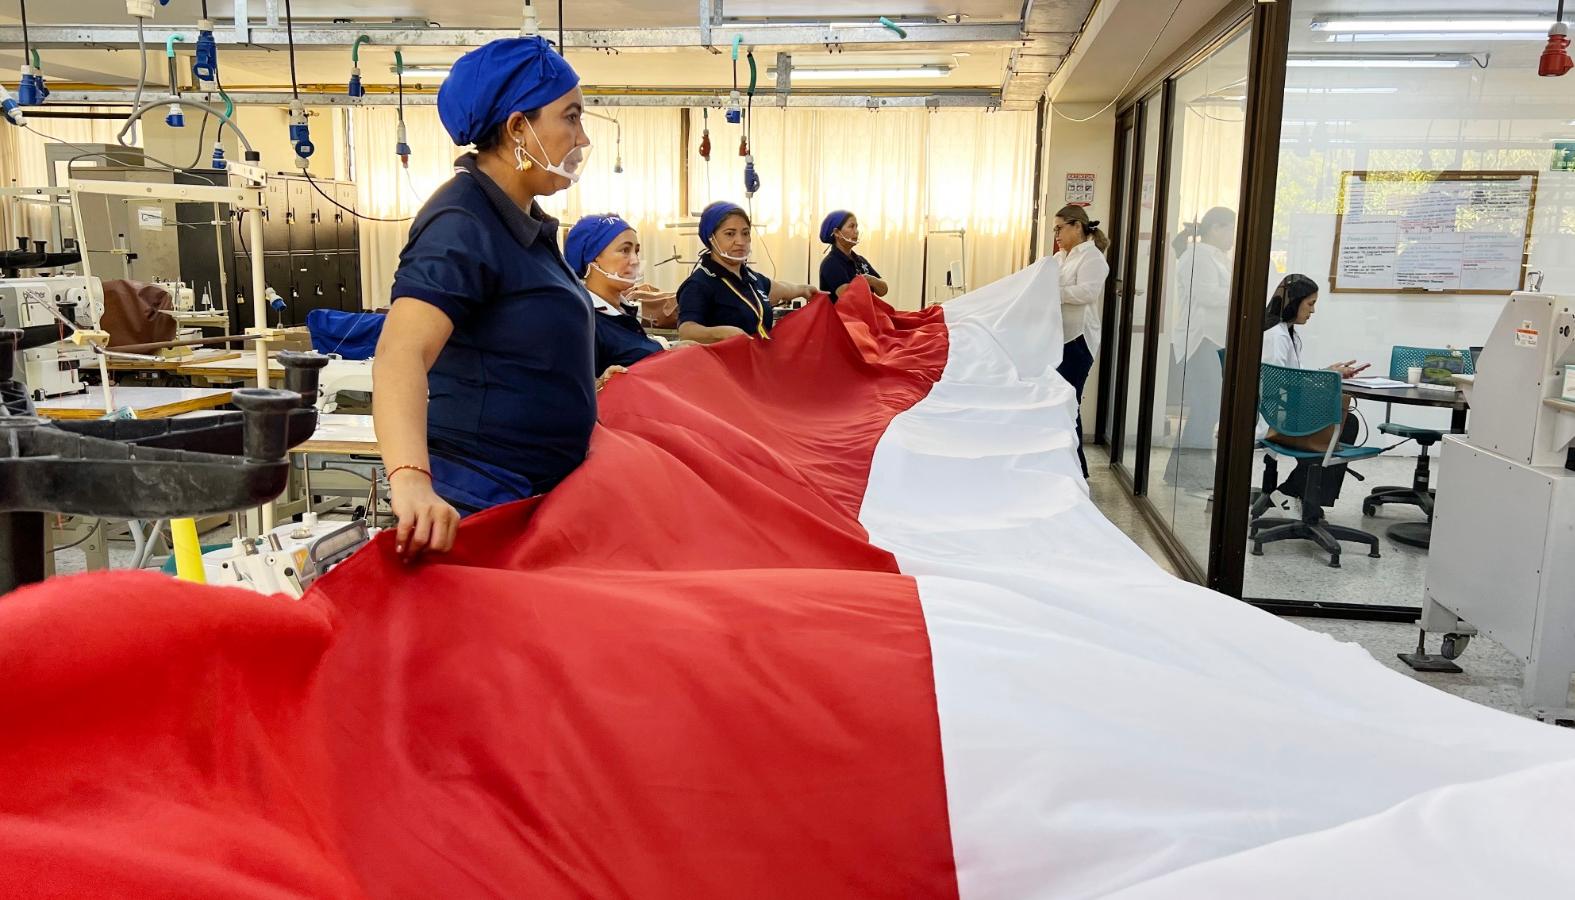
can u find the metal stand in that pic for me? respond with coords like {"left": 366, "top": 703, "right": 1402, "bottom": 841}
{"left": 1398, "top": 628, "right": 1467, "bottom": 674}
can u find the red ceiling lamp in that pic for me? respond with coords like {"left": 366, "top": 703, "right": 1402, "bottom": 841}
{"left": 1540, "top": 1, "right": 1572, "bottom": 76}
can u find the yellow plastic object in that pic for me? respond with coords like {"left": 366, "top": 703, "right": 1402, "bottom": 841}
{"left": 170, "top": 518, "right": 207, "bottom": 584}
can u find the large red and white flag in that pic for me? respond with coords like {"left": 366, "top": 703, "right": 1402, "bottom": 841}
{"left": 2, "top": 262, "right": 1573, "bottom": 898}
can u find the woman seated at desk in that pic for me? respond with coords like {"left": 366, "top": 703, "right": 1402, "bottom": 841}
{"left": 1260, "top": 273, "right": 1369, "bottom": 453}
{"left": 676, "top": 201, "right": 817, "bottom": 345}
{"left": 564, "top": 213, "right": 692, "bottom": 376}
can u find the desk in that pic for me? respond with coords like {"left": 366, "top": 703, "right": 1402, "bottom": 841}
{"left": 106, "top": 349, "right": 240, "bottom": 373}
{"left": 292, "top": 414, "right": 379, "bottom": 456}
{"left": 288, "top": 414, "right": 381, "bottom": 521}
{"left": 36, "top": 386, "right": 233, "bottom": 420}
{"left": 177, "top": 355, "right": 286, "bottom": 384}
{"left": 1343, "top": 383, "right": 1468, "bottom": 549}
{"left": 1344, "top": 383, "right": 1468, "bottom": 433}
{"left": 167, "top": 312, "right": 231, "bottom": 329}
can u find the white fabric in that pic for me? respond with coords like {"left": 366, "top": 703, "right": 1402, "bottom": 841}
{"left": 856, "top": 259, "right": 1575, "bottom": 898}
{"left": 1053, "top": 239, "right": 1109, "bottom": 357}
{"left": 1108, "top": 757, "right": 1575, "bottom": 899}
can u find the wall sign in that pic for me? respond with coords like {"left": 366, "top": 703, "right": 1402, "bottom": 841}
{"left": 1064, "top": 173, "right": 1096, "bottom": 207}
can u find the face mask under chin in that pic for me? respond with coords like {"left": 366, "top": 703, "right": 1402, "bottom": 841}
{"left": 590, "top": 261, "right": 642, "bottom": 286}
{"left": 521, "top": 118, "right": 592, "bottom": 183}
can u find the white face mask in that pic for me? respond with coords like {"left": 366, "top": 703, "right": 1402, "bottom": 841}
{"left": 711, "top": 245, "right": 751, "bottom": 264}
{"left": 519, "top": 116, "right": 592, "bottom": 183}
{"left": 589, "top": 260, "right": 642, "bottom": 287}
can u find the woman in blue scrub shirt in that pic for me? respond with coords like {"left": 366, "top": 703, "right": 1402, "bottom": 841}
{"left": 564, "top": 213, "right": 675, "bottom": 376}
{"left": 816, "top": 211, "right": 890, "bottom": 302}
{"left": 676, "top": 202, "right": 817, "bottom": 345}
{"left": 372, "top": 36, "right": 594, "bottom": 558}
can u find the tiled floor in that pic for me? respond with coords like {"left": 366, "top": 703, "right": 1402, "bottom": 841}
{"left": 1084, "top": 444, "right": 1542, "bottom": 720}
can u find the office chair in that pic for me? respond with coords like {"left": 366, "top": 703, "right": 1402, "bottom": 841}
{"left": 1250, "top": 364, "right": 1385, "bottom": 568}
{"left": 1362, "top": 346, "right": 1474, "bottom": 522}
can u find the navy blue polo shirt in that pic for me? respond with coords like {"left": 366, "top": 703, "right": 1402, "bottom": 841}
{"left": 818, "top": 247, "right": 881, "bottom": 302}
{"left": 593, "top": 297, "right": 662, "bottom": 373}
{"left": 677, "top": 255, "right": 775, "bottom": 336}
{"left": 390, "top": 154, "right": 595, "bottom": 499}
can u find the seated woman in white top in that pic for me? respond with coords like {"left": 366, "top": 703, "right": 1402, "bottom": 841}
{"left": 1052, "top": 204, "right": 1111, "bottom": 478}
{"left": 1260, "top": 274, "right": 1368, "bottom": 452}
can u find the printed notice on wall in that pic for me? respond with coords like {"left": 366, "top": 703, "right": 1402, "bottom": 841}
{"left": 1064, "top": 173, "right": 1096, "bottom": 207}
{"left": 1330, "top": 171, "right": 1536, "bottom": 294}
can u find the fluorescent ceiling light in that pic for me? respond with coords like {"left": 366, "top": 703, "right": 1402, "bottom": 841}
{"left": 731, "top": 18, "right": 936, "bottom": 29}
{"left": 1324, "top": 31, "right": 1554, "bottom": 42}
{"left": 1283, "top": 86, "right": 1400, "bottom": 94}
{"left": 770, "top": 66, "right": 951, "bottom": 81}
{"left": 1312, "top": 17, "right": 1551, "bottom": 34}
{"left": 392, "top": 65, "right": 451, "bottom": 77}
{"left": 1288, "top": 55, "right": 1473, "bottom": 68}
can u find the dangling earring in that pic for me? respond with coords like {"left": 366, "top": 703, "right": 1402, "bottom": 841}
{"left": 514, "top": 139, "right": 533, "bottom": 172}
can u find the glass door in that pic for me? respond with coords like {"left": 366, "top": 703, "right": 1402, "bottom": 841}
{"left": 1115, "top": 93, "right": 1164, "bottom": 484}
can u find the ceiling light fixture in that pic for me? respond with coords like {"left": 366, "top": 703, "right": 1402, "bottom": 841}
{"left": 1312, "top": 16, "right": 1552, "bottom": 34}
{"left": 1283, "top": 86, "right": 1400, "bottom": 93}
{"left": 1288, "top": 54, "right": 1475, "bottom": 69}
{"left": 390, "top": 64, "right": 451, "bottom": 77}
{"left": 769, "top": 65, "right": 951, "bottom": 81}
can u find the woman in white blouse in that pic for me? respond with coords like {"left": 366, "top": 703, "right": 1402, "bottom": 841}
{"left": 1053, "top": 204, "right": 1111, "bottom": 477}
{"left": 1168, "top": 207, "right": 1236, "bottom": 487}
{"left": 1259, "top": 273, "right": 1367, "bottom": 451}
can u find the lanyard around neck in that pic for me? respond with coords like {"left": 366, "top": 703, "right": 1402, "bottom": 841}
{"left": 717, "top": 271, "right": 770, "bottom": 340}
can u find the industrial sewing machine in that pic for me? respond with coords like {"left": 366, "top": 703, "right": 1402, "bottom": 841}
{"left": 0, "top": 274, "right": 104, "bottom": 399}
{"left": 1408, "top": 292, "right": 1575, "bottom": 725}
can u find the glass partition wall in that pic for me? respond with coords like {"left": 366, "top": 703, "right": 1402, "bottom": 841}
{"left": 1103, "top": 17, "right": 1255, "bottom": 581}
{"left": 1099, "top": 0, "right": 1572, "bottom": 620}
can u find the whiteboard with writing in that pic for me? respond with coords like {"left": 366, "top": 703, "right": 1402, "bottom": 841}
{"left": 1330, "top": 171, "right": 1536, "bottom": 294}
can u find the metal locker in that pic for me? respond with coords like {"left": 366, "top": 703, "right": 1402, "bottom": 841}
{"left": 285, "top": 179, "right": 315, "bottom": 255}
{"left": 336, "top": 182, "right": 359, "bottom": 252}
{"left": 261, "top": 179, "right": 290, "bottom": 254}
{"left": 263, "top": 253, "right": 294, "bottom": 327}
{"left": 341, "top": 250, "right": 363, "bottom": 311}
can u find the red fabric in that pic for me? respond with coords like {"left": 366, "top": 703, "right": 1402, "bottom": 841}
{"left": 0, "top": 283, "right": 958, "bottom": 898}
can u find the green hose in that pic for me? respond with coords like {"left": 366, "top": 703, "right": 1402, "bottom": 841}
{"left": 731, "top": 35, "right": 742, "bottom": 61}
{"left": 394, "top": 48, "right": 405, "bottom": 73}
{"left": 746, "top": 49, "right": 756, "bottom": 94}
{"left": 30, "top": 49, "right": 41, "bottom": 69}
{"left": 352, "top": 34, "right": 371, "bottom": 64}
{"left": 165, "top": 33, "right": 186, "bottom": 58}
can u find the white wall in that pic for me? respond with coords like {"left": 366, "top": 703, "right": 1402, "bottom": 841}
{"left": 1272, "top": 59, "right": 1575, "bottom": 443}
{"left": 1041, "top": 101, "right": 1116, "bottom": 434}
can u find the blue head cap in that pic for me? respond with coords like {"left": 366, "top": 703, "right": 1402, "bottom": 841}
{"left": 819, "top": 210, "right": 852, "bottom": 244}
{"left": 437, "top": 37, "right": 581, "bottom": 147}
{"left": 565, "top": 213, "right": 635, "bottom": 277}
{"left": 698, "top": 201, "right": 747, "bottom": 251}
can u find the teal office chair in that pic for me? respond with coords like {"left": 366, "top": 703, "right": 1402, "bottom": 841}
{"left": 1251, "top": 363, "right": 1385, "bottom": 567}
{"left": 1362, "top": 346, "right": 1475, "bottom": 524}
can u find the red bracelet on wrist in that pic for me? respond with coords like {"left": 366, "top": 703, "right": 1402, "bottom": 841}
{"left": 387, "top": 464, "right": 432, "bottom": 483}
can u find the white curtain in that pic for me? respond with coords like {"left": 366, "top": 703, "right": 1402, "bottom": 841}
{"left": 349, "top": 104, "right": 1035, "bottom": 310}
{"left": 688, "top": 107, "right": 1038, "bottom": 309}
{"left": 0, "top": 109, "right": 136, "bottom": 248}
{"left": 350, "top": 106, "right": 686, "bottom": 307}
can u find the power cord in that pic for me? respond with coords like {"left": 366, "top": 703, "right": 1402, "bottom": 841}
{"left": 302, "top": 169, "right": 413, "bottom": 223}
{"left": 1051, "top": 0, "right": 1184, "bottom": 124}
